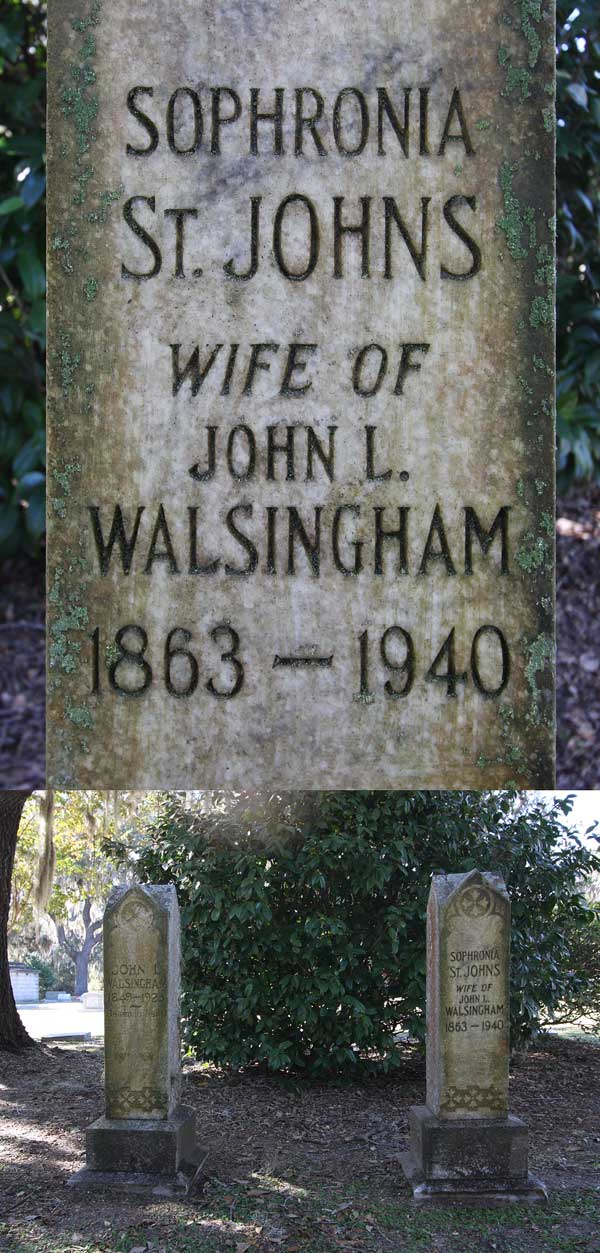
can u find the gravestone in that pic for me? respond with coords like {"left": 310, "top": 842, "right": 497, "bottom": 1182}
{"left": 47, "top": 0, "right": 555, "bottom": 789}
{"left": 69, "top": 884, "right": 206, "bottom": 1194}
{"left": 401, "top": 870, "right": 546, "bottom": 1204}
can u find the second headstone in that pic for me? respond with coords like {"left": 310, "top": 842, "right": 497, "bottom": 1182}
{"left": 401, "top": 870, "right": 546, "bottom": 1204}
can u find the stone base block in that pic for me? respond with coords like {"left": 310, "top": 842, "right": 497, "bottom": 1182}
{"left": 401, "top": 1106, "right": 547, "bottom": 1206}
{"left": 68, "top": 1105, "right": 208, "bottom": 1196}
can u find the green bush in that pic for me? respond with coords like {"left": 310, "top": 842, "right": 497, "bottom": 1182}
{"left": 0, "top": 0, "right": 46, "bottom": 559}
{"left": 21, "top": 952, "right": 55, "bottom": 997}
{"left": 545, "top": 900, "right": 600, "bottom": 1034}
{"left": 556, "top": 1, "right": 600, "bottom": 489}
{"left": 135, "top": 791, "right": 599, "bottom": 1075}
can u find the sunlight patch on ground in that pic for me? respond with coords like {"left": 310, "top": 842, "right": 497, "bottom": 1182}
{"left": 16, "top": 1002, "right": 105, "bottom": 1040}
{"left": 248, "top": 1172, "right": 308, "bottom": 1198}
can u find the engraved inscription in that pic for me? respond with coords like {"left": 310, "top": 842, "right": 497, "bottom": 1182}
{"left": 103, "top": 887, "right": 173, "bottom": 1120}
{"left": 47, "top": 0, "right": 555, "bottom": 789}
{"left": 104, "top": 960, "right": 165, "bottom": 1011}
{"left": 428, "top": 872, "right": 511, "bottom": 1120}
{"left": 445, "top": 945, "right": 505, "bottom": 1039}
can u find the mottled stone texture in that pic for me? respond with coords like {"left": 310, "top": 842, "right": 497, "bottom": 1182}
{"left": 47, "top": 0, "right": 555, "bottom": 789}
{"left": 70, "top": 884, "right": 205, "bottom": 1194}
{"left": 103, "top": 885, "right": 181, "bottom": 1119}
{"left": 408, "top": 1108, "right": 528, "bottom": 1187}
{"left": 85, "top": 1109, "right": 196, "bottom": 1176}
{"left": 426, "top": 870, "right": 510, "bottom": 1120}
{"left": 401, "top": 871, "right": 546, "bottom": 1205}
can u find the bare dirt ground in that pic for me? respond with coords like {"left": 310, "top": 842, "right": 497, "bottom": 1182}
{"left": 1, "top": 485, "right": 599, "bottom": 789}
{"left": 0, "top": 1035, "right": 599, "bottom": 1253}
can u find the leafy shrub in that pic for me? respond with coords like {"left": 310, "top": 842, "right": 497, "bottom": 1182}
{"left": 556, "top": 1, "right": 600, "bottom": 488}
{"left": 0, "top": 0, "right": 46, "bottom": 558}
{"left": 544, "top": 901, "right": 600, "bottom": 1034}
{"left": 21, "top": 952, "right": 55, "bottom": 997}
{"left": 48, "top": 948, "right": 76, "bottom": 995}
{"left": 135, "top": 791, "right": 599, "bottom": 1075}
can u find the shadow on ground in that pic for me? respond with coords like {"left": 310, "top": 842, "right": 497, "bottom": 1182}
{"left": 0, "top": 1035, "right": 598, "bottom": 1252}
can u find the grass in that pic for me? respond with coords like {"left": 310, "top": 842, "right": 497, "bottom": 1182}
{"left": 0, "top": 1182, "right": 598, "bottom": 1253}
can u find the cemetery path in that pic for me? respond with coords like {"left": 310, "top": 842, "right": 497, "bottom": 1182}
{"left": 0, "top": 1034, "right": 598, "bottom": 1253}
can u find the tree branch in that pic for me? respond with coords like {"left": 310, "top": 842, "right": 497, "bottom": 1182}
{"left": 54, "top": 921, "right": 77, "bottom": 961}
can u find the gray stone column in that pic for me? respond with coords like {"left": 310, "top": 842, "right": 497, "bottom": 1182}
{"left": 401, "top": 870, "right": 546, "bottom": 1205}
{"left": 69, "top": 885, "right": 206, "bottom": 1195}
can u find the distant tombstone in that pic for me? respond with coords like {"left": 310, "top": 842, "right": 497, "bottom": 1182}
{"left": 47, "top": 0, "right": 555, "bottom": 791}
{"left": 401, "top": 870, "right": 546, "bottom": 1204}
{"left": 9, "top": 962, "right": 39, "bottom": 1003}
{"left": 69, "top": 885, "right": 206, "bottom": 1194}
{"left": 81, "top": 990, "right": 103, "bottom": 1009}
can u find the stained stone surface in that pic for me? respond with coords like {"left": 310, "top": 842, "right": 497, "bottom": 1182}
{"left": 103, "top": 885, "right": 181, "bottom": 1120}
{"left": 401, "top": 869, "right": 546, "bottom": 1204}
{"left": 408, "top": 1108, "right": 528, "bottom": 1182}
{"left": 47, "top": 0, "right": 555, "bottom": 789}
{"left": 83, "top": 1107, "right": 201, "bottom": 1187}
{"left": 70, "top": 882, "right": 205, "bottom": 1194}
{"left": 426, "top": 870, "right": 510, "bottom": 1120}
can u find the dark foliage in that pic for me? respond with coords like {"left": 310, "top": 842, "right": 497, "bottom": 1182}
{"left": 134, "top": 791, "right": 600, "bottom": 1075}
{"left": 0, "top": 0, "right": 46, "bottom": 559}
{"left": 556, "top": 1, "right": 600, "bottom": 486}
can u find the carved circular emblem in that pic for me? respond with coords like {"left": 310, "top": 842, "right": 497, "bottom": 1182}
{"left": 458, "top": 885, "right": 492, "bottom": 918}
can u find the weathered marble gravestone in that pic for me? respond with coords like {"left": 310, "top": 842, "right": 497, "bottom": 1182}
{"left": 401, "top": 870, "right": 546, "bottom": 1204}
{"left": 70, "top": 884, "right": 206, "bottom": 1194}
{"left": 48, "top": 0, "right": 555, "bottom": 789}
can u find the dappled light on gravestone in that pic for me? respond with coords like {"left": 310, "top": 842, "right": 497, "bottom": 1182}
{"left": 47, "top": 0, "right": 555, "bottom": 788}
{"left": 69, "top": 884, "right": 207, "bottom": 1195}
{"left": 401, "top": 870, "right": 547, "bottom": 1205}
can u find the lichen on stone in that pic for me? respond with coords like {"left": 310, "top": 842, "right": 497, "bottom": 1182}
{"left": 54, "top": 330, "right": 81, "bottom": 399}
{"left": 51, "top": 461, "right": 81, "bottom": 517}
{"left": 530, "top": 293, "right": 553, "bottom": 327}
{"left": 497, "top": 162, "right": 535, "bottom": 260}
{"left": 516, "top": 521, "right": 551, "bottom": 573}
{"left": 66, "top": 702, "right": 94, "bottom": 730}
{"left": 520, "top": 0, "right": 542, "bottom": 68}
{"left": 524, "top": 633, "right": 553, "bottom": 725}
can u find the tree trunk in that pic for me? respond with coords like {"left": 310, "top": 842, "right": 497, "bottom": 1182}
{"left": 73, "top": 926, "right": 102, "bottom": 997}
{"left": 74, "top": 950, "right": 90, "bottom": 997}
{"left": 55, "top": 899, "right": 102, "bottom": 997}
{"left": 0, "top": 791, "right": 35, "bottom": 1051}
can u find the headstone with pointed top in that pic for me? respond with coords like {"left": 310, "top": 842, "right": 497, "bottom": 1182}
{"left": 69, "top": 884, "right": 207, "bottom": 1195}
{"left": 401, "top": 870, "right": 546, "bottom": 1205}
